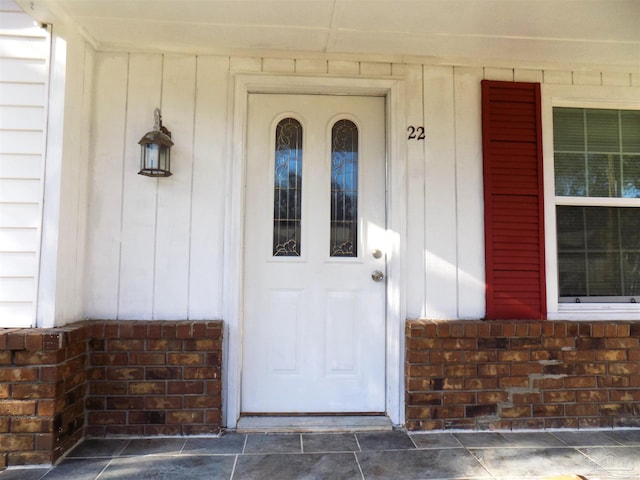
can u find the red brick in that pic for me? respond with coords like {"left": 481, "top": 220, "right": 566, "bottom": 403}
{"left": 512, "top": 392, "right": 542, "bottom": 404}
{"left": 443, "top": 392, "right": 475, "bottom": 405}
{"left": 406, "top": 351, "right": 428, "bottom": 363}
{"left": 610, "top": 390, "right": 640, "bottom": 402}
{"left": 10, "top": 417, "right": 52, "bottom": 433}
{"left": 0, "top": 400, "right": 36, "bottom": 415}
{"left": 0, "top": 351, "right": 11, "bottom": 365}
{"left": 407, "top": 393, "right": 442, "bottom": 406}
{"left": 498, "top": 376, "right": 529, "bottom": 388}
{"left": 407, "top": 365, "right": 443, "bottom": 377}
{"left": 429, "top": 351, "right": 463, "bottom": 363}
{"left": 605, "top": 338, "right": 639, "bottom": 348}
{"left": 608, "top": 362, "right": 640, "bottom": 375}
{"left": 0, "top": 418, "right": 9, "bottom": 433}
{"left": 90, "top": 353, "right": 128, "bottom": 366}
{"left": 0, "top": 384, "right": 9, "bottom": 398}
{"left": 167, "top": 410, "right": 203, "bottom": 424}
{"left": 544, "top": 390, "right": 576, "bottom": 403}
{"left": 107, "top": 367, "right": 144, "bottom": 380}
{"left": 184, "top": 396, "right": 216, "bottom": 409}
{"left": 89, "top": 382, "right": 128, "bottom": 396}
{"left": 35, "top": 433, "right": 54, "bottom": 451}
{"left": 595, "top": 350, "right": 627, "bottom": 361}
{"left": 42, "top": 333, "right": 63, "bottom": 350}
{"left": 510, "top": 363, "right": 543, "bottom": 375}
{"left": 12, "top": 383, "right": 61, "bottom": 399}
{"left": 444, "top": 364, "right": 476, "bottom": 377}
{"left": 533, "top": 404, "right": 564, "bottom": 417}
{"left": 477, "top": 391, "right": 508, "bottom": 403}
{"left": 143, "top": 425, "right": 180, "bottom": 436}
{"left": 147, "top": 339, "right": 180, "bottom": 351}
{"left": 0, "top": 434, "right": 34, "bottom": 452}
{"left": 7, "top": 333, "right": 26, "bottom": 350}
{"left": 129, "top": 353, "right": 166, "bottom": 365}
{"left": 464, "top": 351, "right": 496, "bottom": 363}
{"left": 0, "top": 367, "right": 38, "bottom": 382}
{"left": 183, "top": 339, "right": 220, "bottom": 351}
{"left": 167, "top": 381, "right": 204, "bottom": 394}
{"left": 107, "top": 339, "right": 144, "bottom": 352}
{"left": 106, "top": 397, "right": 145, "bottom": 410}
{"left": 88, "top": 411, "right": 126, "bottom": 425}
{"left": 129, "top": 382, "right": 166, "bottom": 395}
{"left": 565, "top": 403, "right": 599, "bottom": 416}
{"left": 477, "top": 364, "right": 509, "bottom": 376}
{"left": 167, "top": 353, "right": 204, "bottom": 365}
{"left": 407, "top": 338, "right": 441, "bottom": 349}
{"left": 145, "top": 396, "right": 182, "bottom": 409}
{"left": 442, "top": 339, "right": 476, "bottom": 350}
{"left": 7, "top": 451, "right": 52, "bottom": 466}
{"left": 564, "top": 376, "right": 596, "bottom": 388}
{"left": 464, "top": 377, "right": 498, "bottom": 390}
{"left": 184, "top": 367, "right": 220, "bottom": 380}
{"left": 501, "top": 406, "right": 531, "bottom": 418}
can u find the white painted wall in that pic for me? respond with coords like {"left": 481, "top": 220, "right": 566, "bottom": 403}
{"left": 0, "top": 0, "right": 95, "bottom": 328}
{"left": 0, "top": 0, "right": 49, "bottom": 327}
{"left": 84, "top": 52, "right": 639, "bottom": 322}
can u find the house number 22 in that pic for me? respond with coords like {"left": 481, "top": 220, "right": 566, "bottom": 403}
{"left": 407, "top": 126, "right": 425, "bottom": 141}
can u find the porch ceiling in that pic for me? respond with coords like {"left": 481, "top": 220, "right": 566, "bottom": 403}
{"left": 19, "top": 0, "right": 640, "bottom": 70}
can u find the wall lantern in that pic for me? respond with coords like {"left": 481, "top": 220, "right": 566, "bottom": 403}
{"left": 138, "top": 108, "right": 174, "bottom": 177}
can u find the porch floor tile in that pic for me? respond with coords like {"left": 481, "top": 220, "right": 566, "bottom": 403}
{"left": 1, "top": 429, "right": 639, "bottom": 480}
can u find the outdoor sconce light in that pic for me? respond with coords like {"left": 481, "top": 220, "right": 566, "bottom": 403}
{"left": 138, "top": 108, "right": 174, "bottom": 177}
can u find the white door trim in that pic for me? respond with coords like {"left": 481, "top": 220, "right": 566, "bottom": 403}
{"left": 222, "top": 73, "right": 407, "bottom": 428}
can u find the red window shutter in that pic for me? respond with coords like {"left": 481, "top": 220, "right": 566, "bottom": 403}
{"left": 482, "top": 80, "right": 547, "bottom": 320}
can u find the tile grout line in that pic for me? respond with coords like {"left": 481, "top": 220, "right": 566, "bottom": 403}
{"left": 352, "top": 451, "right": 366, "bottom": 480}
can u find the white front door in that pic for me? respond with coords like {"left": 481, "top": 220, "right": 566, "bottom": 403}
{"left": 242, "top": 94, "right": 387, "bottom": 414}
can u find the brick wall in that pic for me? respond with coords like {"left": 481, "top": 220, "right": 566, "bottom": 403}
{"left": 0, "top": 320, "right": 223, "bottom": 468}
{"left": 0, "top": 324, "right": 88, "bottom": 466}
{"left": 406, "top": 320, "right": 640, "bottom": 431}
{"left": 86, "top": 321, "right": 223, "bottom": 436}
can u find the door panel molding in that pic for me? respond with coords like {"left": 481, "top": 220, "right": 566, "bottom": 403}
{"left": 223, "top": 74, "right": 407, "bottom": 428}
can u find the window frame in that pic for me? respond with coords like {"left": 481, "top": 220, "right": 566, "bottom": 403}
{"left": 541, "top": 84, "right": 640, "bottom": 320}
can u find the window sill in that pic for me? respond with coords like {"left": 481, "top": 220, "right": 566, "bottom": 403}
{"left": 549, "top": 303, "right": 640, "bottom": 321}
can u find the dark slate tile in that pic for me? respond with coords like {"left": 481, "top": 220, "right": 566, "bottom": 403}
{"left": 356, "top": 430, "right": 415, "bottom": 451}
{"left": 302, "top": 433, "right": 358, "bottom": 453}
{"left": 67, "top": 439, "right": 129, "bottom": 458}
{"left": 233, "top": 452, "right": 361, "bottom": 480}
{"left": 553, "top": 431, "right": 621, "bottom": 447}
{"left": 579, "top": 446, "right": 640, "bottom": 480}
{"left": 40, "top": 458, "right": 110, "bottom": 480}
{"left": 100, "top": 455, "right": 235, "bottom": 480}
{"left": 120, "top": 438, "right": 186, "bottom": 456}
{"left": 605, "top": 430, "right": 640, "bottom": 445}
{"left": 182, "top": 433, "right": 246, "bottom": 455}
{"left": 0, "top": 469, "right": 50, "bottom": 480}
{"left": 453, "top": 432, "right": 513, "bottom": 448}
{"left": 471, "top": 447, "right": 600, "bottom": 478}
{"left": 244, "top": 433, "right": 302, "bottom": 454}
{"left": 499, "top": 432, "right": 566, "bottom": 447}
{"left": 357, "top": 448, "right": 490, "bottom": 480}
{"left": 410, "top": 432, "right": 462, "bottom": 449}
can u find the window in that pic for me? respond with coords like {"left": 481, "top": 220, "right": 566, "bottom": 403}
{"left": 553, "top": 108, "right": 640, "bottom": 303}
{"left": 330, "top": 119, "right": 358, "bottom": 257}
{"left": 273, "top": 118, "right": 303, "bottom": 256}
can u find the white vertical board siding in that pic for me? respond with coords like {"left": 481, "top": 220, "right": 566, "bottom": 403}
{"left": 87, "top": 53, "right": 230, "bottom": 320}
{"left": 117, "top": 54, "right": 163, "bottom": 319}
{"left": 0, "top": 0, "right": 49, "bottom": 327}
{"left": 188, "top": 56, "right": 229, "bottom": 319}
{"left": 84, "top": 53, "right": 128, "bottom": 318}
{"left": 154, "top": 55, "right": 197, "bottom": 319}
{"left": 423, "top": 66, "right": 458, "bottom": 319}
{"left": 453, "top": 67, "right": 486, "bottom": 319}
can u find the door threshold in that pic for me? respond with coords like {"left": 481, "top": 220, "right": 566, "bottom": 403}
{"left": 236, "top": 415, "right": 392, "bottom": 433}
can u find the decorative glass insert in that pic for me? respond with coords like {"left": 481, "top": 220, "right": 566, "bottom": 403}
{"left": 553, "top": 108, "right": 640, "bottom": 198}
{"left": 557, "top": 206, "right": 640, "bottom": 300}
{"left": 330, "top": 120, "right": 358, "bottom": 257}
{"left": 273, "top": 118, "right": 302, "bottom": 256}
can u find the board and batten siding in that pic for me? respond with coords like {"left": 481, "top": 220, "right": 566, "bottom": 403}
{"left": 0, "top": 0, "right": 50, "bottom": 327}
{"left": 85, "top": 51, "right": 639, "bottom": 322}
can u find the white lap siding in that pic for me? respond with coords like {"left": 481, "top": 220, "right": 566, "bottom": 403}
{"left": 0, "top": 0, "right": 49, "bottom": 327}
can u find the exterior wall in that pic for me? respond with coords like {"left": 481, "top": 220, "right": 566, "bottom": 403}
{"left": 85, "top": 52, "right": 640, "bottom": 323}
{"left": 0, "top": 320, "right": 223, "bottom": 467}
{"left": 406, "top": 320, "right": 640, "bottom": 431}
{"left": 0, "top": 1, "right": 50, "bottom": 327}
{"left": 85, "top": 321, "right": 223, "bottom": 437}
{"left": 0, "top": 324, "right": 87, "bottom": 466}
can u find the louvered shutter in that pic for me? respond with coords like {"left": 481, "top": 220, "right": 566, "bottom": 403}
{"left": 481, "top": 80, "right": 547, "bottom": 320}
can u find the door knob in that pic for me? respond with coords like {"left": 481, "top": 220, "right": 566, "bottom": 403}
{"left": 371, "top": 270, "right": 384, "bottom": 282}
{"left": 372, "top": 249, "right": 383, "bottom": 259}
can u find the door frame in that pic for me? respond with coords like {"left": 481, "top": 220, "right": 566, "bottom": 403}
{"left": 222, "top": 73, "right": 407, "bottom": 428}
